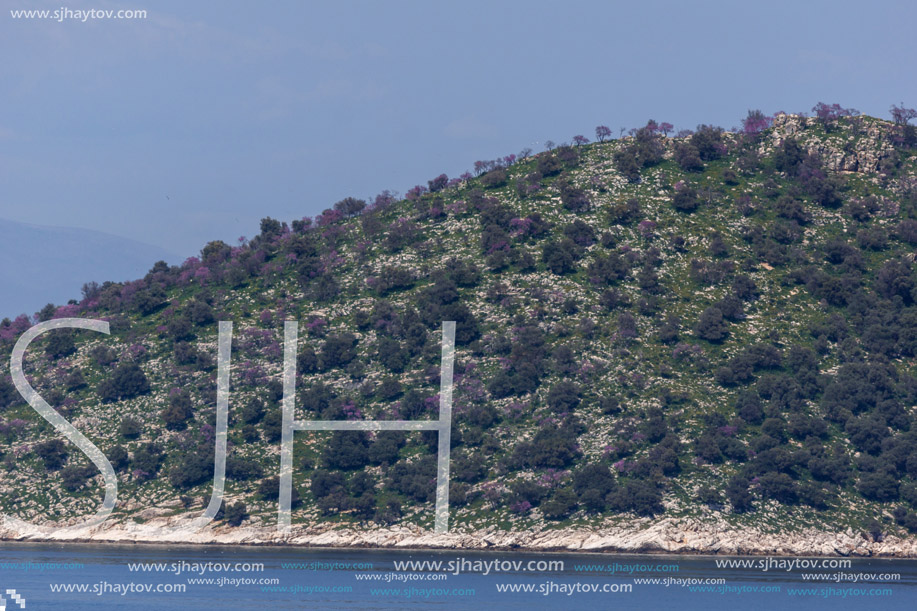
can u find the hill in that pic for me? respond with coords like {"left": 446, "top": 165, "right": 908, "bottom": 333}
{"left": 2, "top": 109, "right": 917, "bottom": 553}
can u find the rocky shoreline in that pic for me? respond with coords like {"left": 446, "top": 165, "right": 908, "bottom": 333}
{"left": 3, "top": 515, "right": 917, "bottom": 557}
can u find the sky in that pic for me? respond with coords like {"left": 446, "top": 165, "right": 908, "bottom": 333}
{"left": 1, "top": 0, "right": 916, "bottom": 258}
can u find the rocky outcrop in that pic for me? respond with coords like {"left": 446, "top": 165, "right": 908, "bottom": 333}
{"left": 763, "top": 114, "right": 895, "bottom": 173}
{"left": 4, "top": 514, "right": 917, "bottom": 557}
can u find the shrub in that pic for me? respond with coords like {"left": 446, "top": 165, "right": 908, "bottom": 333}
{"left": 45, "top": 331, "right": 76, "bottom": 359}
{"left": 452, "top": 453, "right": 486, "bottom": 483}
{"left": 224, "top": 501, "right": 248, "bottom": 526}
{"left": 857, "top": 471, "right": 898, "bottom": 502}
{"left": 546, "top": 381, "right": 581, "bottom": 413}
{"left": 61, "top": 464, "right": 95, "bottom": 491}
{"left": 369, "top": 431, "right": 405, "bottom": 465}
{"left": 240, "top": 397, "right": 265, "bottom": 425}
{"left": 608, "top": 479, "right": 664, "bottom": 516}
{"left": 613, "top": 148, "right": 641, "bottom": 182}
{"left": 481, "top": 169, "right": 507, "bottom": 189}
{"left": 758, "top": 472, "right": 798, "bottom": 504}
{"left": 35, "top": 439, "right": 68, "bottom": 471}
{"left": 161, "top": 389, "right": 194, "bottom": 430}
{"left": 695, "top": 307, "right": 727, "bottom": 342}
{"left": 320, "top": 334, "right": 358, "bottom": 370}
{"left": 322, "top": 431, "right": 370, "bottom": 470}
{"left": 690, "top": 125, "right": 725, "bottom": 160}
{"left": 257, "top": 476, "right": 298, "bottom": 505}
{"left": 674, "top": 142, "right": 704, "bottom": 171}
{"left": 541, "top": 486, "right": 578, "bottom": 520}
{"left": 514, "top": 423, "right": 582, "bottom": 468}
{"left": 672, "top": 186, "right": 700, "bottom": 212}
{"left": 119, "top": 416, "right": 142, "bottom": 439}
{"left": 574, "top": 464, "right": 616, "bottom": 511}
{"left": 310, "top": 469, "right": 345, "bottom": 499}
{"left": 226, "top": 456, "right": 263, "bottom": 481}
{"left": 726, "top": 476, "right": 754, "bottom": 512}
{"left": 131, "top": 443, "right": 164, "bottom": 480}
{"left": 65, "top": 369, "right": 87, "bottom": 391}
{"left": 608, "top": 199, "right": 641, "bottom": 225}
{"left": 542, "top": 239, "right": 579, "bottom": 275}
{"left": 99, "top": 363, "right": 150, "bottom": 403}
{"left": 108, "top": 445, "right": 129, "bottom": 471}
{"left": 536, "top": 154, "right": 562, "bottom": 177}
{"left": 559, "top": 182, "right": 590, "bottom": 213}
{"left": 389, "top": 456, "right": 436, "bottom": 502}
{"left": 188, "top": 300, "right": 215, "bottom": 326}
{"left": 0, "top": 377, "right": 17, "bottom": 409}
{"left": 169, "top": 447, "right": 213, "bottom": 489}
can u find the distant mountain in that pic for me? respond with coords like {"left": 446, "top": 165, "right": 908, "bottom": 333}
{"left": 0, "top": 218, "right": 180, "bottom": 319}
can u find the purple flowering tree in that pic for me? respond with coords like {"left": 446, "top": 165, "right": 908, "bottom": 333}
{"left": 891, "top": 103, "right": 917, "bottom": 125}
{"left": 427, "top": 173, "right": 449, "bottom": 192}
{"left": 742, "top": 109, "right": 773, "bottom": 136}
{"left": 595, "top": 125, "right": 611, "bottom": 142}
{"left": 812, "top": 102, "right": 859, "bottom": 131}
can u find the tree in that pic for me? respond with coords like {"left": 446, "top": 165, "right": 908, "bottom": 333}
{"left": 812, "top": 102, "right": 858, "bottom": 131}
{"left": 481, "top": 169, "right": 507, "bottom": 189}
{"left": 890, "top": 103, "right": 917, "bottom": 125}
{"left": 742, "top": 110, "right": 772, "bottom": 136}
{"left": 259, "top": 217, "right": 283, "bottom": 238}
{"left": 690, "top": 125, "right": 725, "bottom": 161}
{"left": 659, "top": 122, "right": 674, "bottom": 137}
{"left": 334, "top": 197, "right": 366, "bottom": 217}
{"left": 572, "top": 135, "right": 589, "bottom": 146}
{"left": 595, "top": 125, "right": 611, "bottom": 142}
{"left": 427, "top": 174, "right": 449, "bottom": 193}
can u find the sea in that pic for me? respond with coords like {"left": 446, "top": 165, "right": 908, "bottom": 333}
{"left": 0, "top": 543, "right": 915, "bottom": 609}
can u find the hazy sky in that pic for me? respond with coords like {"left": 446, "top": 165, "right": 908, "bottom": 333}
{"left": 2, "top": 0, "right": 915, "bottom": 257}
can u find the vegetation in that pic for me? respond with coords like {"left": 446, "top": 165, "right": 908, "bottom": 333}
{"left": 1, "top": 105, "right": 917, "bottom": 538}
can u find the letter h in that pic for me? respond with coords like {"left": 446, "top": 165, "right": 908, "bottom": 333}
{"left": 278, "top": 321, "right": 456, "bottom": 533}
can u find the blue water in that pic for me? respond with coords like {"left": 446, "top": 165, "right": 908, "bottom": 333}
{"left": 1, "top": 543, "right": 915, "bottom": 609}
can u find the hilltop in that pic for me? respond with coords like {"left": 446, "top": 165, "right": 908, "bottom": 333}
{"left": 2, "top": 108, "right": 917, "bottom": 555}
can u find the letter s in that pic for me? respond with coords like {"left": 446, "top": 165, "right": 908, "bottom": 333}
{"left": 6, "top": 318, "right": 117, "bottom": 533}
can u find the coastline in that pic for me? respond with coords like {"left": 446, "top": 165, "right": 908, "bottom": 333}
{"left": 3, "top": 516, "right": 917, "bottom": 558}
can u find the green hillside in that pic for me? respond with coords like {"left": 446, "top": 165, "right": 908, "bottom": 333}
{"left": 3, "top": 110, "right": 917, "bottom": 539}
